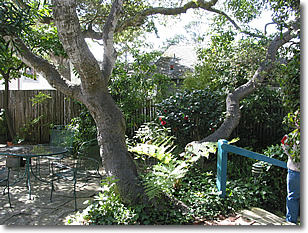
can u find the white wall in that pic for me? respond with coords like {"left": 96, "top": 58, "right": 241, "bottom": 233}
{"left": 0, "top": 74, "right": 55, "bottom": 90}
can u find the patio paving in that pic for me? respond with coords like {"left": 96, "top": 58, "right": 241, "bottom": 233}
{"left": 0, "top": 146, "right": 295, "bottom": 226}
{"left": 0, "top": 153, "right": 105, "bottom": 225}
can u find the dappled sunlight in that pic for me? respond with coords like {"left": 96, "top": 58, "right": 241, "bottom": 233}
{"left": 0, "top": 155, "right": 104, "bottom": 225}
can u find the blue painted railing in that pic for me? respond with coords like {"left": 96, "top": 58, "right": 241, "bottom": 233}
{"left": 217, "top": 139, "right": 287, "bottom": 198}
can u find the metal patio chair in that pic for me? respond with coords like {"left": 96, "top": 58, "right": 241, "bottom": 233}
{"left": 0, "top": 166, "right": 11, "bottom": 208}
{"left": 51, "top": 138, "right": 102, "bottom": 211}
{"left": 35, "top": 125, "right": 75, "bottom": 175}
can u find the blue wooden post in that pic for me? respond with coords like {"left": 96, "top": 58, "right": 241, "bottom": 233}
{"left": 217, "top": 139, "right": 228, "bottom": 198}
{"left": 216, "top": 139, "right": 287, "bottom": 199}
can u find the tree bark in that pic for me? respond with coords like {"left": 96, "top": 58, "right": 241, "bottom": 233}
{"left": 50, "top": 0, "right": 145, "bottom": 205}
{"left": 85, "top": 92, "right": 145, "bottom": 205}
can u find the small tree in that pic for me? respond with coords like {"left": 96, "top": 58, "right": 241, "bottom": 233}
{"left": 0, "top": 53, "right": 25, "bottom": 141}
{"left": 0, "top": 1, "right": 33, "bottom": 141}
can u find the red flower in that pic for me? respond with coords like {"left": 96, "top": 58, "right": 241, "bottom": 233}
{"left": 281, "top": 135, "right": 288, "bottom": 145}
{"left": 164, "top": 109, "right": 167, "bottom": 113}
{"left": 159, "top": 117, "right": 162, "bottom": 121}
{"left": 184, "top": 115, "right": 189, "bottom": 120}
{"left": 161, "top": 121, "right": 167, "bottom": 125}
{"left": 174, "top": 128, "right": 178, "bottom": 132}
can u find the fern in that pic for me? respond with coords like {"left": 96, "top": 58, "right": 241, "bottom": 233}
{"left": 131, "top": 122, "right": 218, "bottom": 201}
{"left": 142, "top": 142, "right": 218, "bottom": 201}
{"left": 129, "top": 136, "right": 176, "bottom": 164}
{"left": 143, "top": 163, "right": 178, "bottom": 201}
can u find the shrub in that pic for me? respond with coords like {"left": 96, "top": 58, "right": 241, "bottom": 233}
{"left": 174, "top": 166, "right": 252, "bottom": 219}
{"left": 156, "top": 89, "right": 225, "bottom": 147}
{"left": 231, "top": 87, "right": 287, "bottom": 151}
{"left": 68, "top": 176, "right": 194, "bottom": 225}
{"left": 69, "top": 103, "right": 97, "bottom": 154}
{"left": 225, "top": 143, "right": 288, "bottom": 213}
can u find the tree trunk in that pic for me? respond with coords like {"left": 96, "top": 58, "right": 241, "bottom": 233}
{"left": 84, "top": 90, "right": 146, "bottom": 205}
{"left": 3, "top": 74, "right": 15, "bottom": 141}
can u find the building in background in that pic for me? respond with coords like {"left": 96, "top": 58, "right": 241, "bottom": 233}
{"left": 155, "top": 45, "right": 198, "bottom": 87}
{"left": 0, "top": 62, "right": 81, "bottom": 90}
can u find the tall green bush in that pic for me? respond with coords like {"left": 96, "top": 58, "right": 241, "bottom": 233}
{"left": 156, "top": 89, "right": 225, "bottom": 148}
{"left": 69, "top": 103, "right": 97, "bottom": 153}
{"left": 231, "top": 87, "right": 287, "bottom": 151}
{"left": 110, "top": 50, "right": 173, "bottom": 135}
{"left": 69, "top": 50, "right": 173, "bottom": 147}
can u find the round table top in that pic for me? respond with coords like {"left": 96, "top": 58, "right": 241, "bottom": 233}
{"left": 0, "top": 145, "right": 68, "bottom": 158}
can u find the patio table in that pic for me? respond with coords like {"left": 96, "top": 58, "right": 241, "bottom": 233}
{"left": 0, "top": 145, "right": 68, "bottom": 204}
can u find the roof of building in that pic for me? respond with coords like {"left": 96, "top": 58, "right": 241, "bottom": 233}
{"left": 155, "top": 45, "right": 198, "bottom": 80}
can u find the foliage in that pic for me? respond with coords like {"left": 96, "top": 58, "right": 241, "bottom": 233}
{"left": 156, "top": 89, "right": 225, "bottom": 147}
{"left": 281, "top": 109, "right": 300, "bottom": 164}
{"left": 68, "top": 141, "right": 289, "bottom": 224}
{"left": 268, "top": 0, "right": 300, "bottom": 114}
{"left": 259, "top": 144, "right": 288, "bottom": 212}
{"left": 223, "top": 0, "right": 266, "bottom": 24}
{"left": 69, "top": 50, "right": 173, "bottom": 145}
{"left": 0, "top": 51, "right": 25, "bottom": 82}
{"left": 130, "top": 136, "right": 176, "bottom": 164}
{"left": 276, "top": 45, "right": 300, "bottom": 113}
{"left": 0, "top": 1, "right": 34, "bottom": 48}
{"left": 140, "top": 141, "right": 216, "bottom": 202}
{"left": 30, "top": 92, "right": 52, "bottom": 106}
{"left": 69, "top": 103, "right": 97, "bottom": 153}
{"left": 17, "top": 92, "right": 53, "bottom": 142}
{"left": 68, "top": 176, "right": 138, "bottom": 225}
{"left": 231, "top": 87, "right": 287, "bottom": 151}
{"left": 183, "top": 36, "right": 267, "bottom": 93}
{"left": 24, "top": 24, "right": 67, "bottom": 58}
{"left": 225, "top": 143, "right": 288, "bottom": 213}
{"left": 0, "top": 1, "right": 64, "bottom": 84}
{"left": 109, "top": 50, "right": 172, "bottom": 136}
{"left": 130, "top": 122, "right": 217, "bottom": 201}
{"left": 68, "top": 176, "right": 194, "bottom": 225}
{"left": 175, "top": 166, "right": 252, "bottom": 219}
{"left": 269, "top": 0, "right": 300, "bottom": 28}
{"left": 133, "top": 121, "right": 171, "bottom": 144}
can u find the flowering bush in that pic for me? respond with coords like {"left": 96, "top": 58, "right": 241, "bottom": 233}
{"left": 156, "top": 89, "right": 225, "bottom": 147}
{"left": 281, "top": 109, "right": 300, "bottom": 164}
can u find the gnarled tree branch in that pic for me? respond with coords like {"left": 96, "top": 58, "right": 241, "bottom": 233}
{"left": 116, "top": 1, "right": 201, "bottom": 33}
{"left": 8, "top": 36, "right": 83, "bottom": 102}
{"left": 52, "top": 0, "right": 104, "bottom": 93}
{"left": 115, "top": 0, "right": 265, "bottom": 39}
{"left": 101, "top": 0, "right": 123, "bottom": 82}
{"left": 199, "top": 22, "right": 299, "bottom": 143}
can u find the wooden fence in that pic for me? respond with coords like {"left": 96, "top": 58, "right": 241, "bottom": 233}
{"left": 0, "top": 90, "right": 286, "bottom": 146}
{"left": 0, "top": 90, "right": 82, "bottom": 143}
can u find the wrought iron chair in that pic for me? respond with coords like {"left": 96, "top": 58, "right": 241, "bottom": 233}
{"left": 51, "top": 138, "right": 102, "bottom": 211}
{"left": 35, "top": 125, "right": 75, "bottom": 175}
{"left": 48, "top": 125, "right": 75, "bottom": 153}
{"left": 0, "top": 166, "right": 11, "bottom": 208}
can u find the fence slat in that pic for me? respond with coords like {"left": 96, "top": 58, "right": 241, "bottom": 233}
{"left": 0, "top": 90, "right": 81, "bottom": 143}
